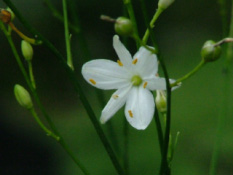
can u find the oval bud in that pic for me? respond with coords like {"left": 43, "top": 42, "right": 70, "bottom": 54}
{"left": 21, "top": 40, "right": 33, "bottom": 61}
{"left": 114, "top": 17, "right": 134, "bottom": 36}
{"left": 158, "top": 0, "right": 175, "bottom": 9}
{"left": 155, "top": 90, "right": 167, "bottom": 113}
{"left": 201, "top": 40, "right": 221, "bottom": 62}
{"left": 14, "top": 84, "right": 33, "bottom": 109}
{"left": 6, "top": 7, "right": 15, "bottom": 21}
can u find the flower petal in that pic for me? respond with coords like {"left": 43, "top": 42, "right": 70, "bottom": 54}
{"left": 145, "top": 77, "right": 178, "bottom": 91}
{"left": 133, "top": 46, "right": 158, "bottom": 77}
{"left": 113, "top": 35, "right": 133, "bottom": 69}
{"left": 125, "top": 86, "right": 155, "bottom": 130}
{"left": 82, "top": 59, "right": 132, "bottom": 89}
{"left": 100, "top": 85, "right": 132, "bottom": 123}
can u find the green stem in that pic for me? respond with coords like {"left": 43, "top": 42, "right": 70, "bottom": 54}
{"left": 29, "top": 107, "right": 60, "bottom": 140}
{"left": 154, "top": 107, "right": 164, "bottom": 156}
{"left": 28, "top": 61, "right": 36, "bottom": 89}
{"left": 170, "top": 60, "right": 206, "bottom": 87}
{"left": 123, "top": 0, "right": 140, "bottom": 48}
{"left": 43, "top": 0, "right": 80, "bottom": 33}
{"left": 142, "top": 7, "right": 164, "bottom": 44}
{"left": 3, "top": 1, "right": 125, "bottom": 174}
{"left": 0, "top": 21, "right": 90, "bottom": 175}
{"left": 139, "top": 1, "right": 171, "bottom": 173}
{"left": 209, "top": 1, "right": 233, "bottom": 174}
{"left": 62, "top": 0, "right": 74, "bottom": 70}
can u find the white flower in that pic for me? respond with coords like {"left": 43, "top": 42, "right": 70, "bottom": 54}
{"left": 82, "top": 35, "right": 176, "bottom": 130}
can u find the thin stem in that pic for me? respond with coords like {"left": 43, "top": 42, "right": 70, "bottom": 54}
{"left": 170, "top": 59, "right": 206, "bottom": 87}
{"left": 3, "top": 1, "right": 125, "bottom": 174}
{"left": 28, "top": 61, "right": 36, "bottom": 89}
{"left": 0, "top": 21, "right": 90, "bottom": 175}
{"left": 142, "top": 7, "right": 164, "bottom": 44}
{"left": 218, "top": 0, "right": 228, "bottom": 37}
{"left": 139, "top": 1, "right": 171, "bottom": 173}
{"left": 43, "top": 0, "right": 80, "bottom": 33}
{"left": 154, "top": 107, "right": 164, "bottom": 156}
{"left": 62, "top": 0, "right": 74, "bottom": 70}
{"left": 29, "top": 107, "right": 60, "bottom": 140}
{"left": 8, "top": 22, "right": 40, "bottom": 44}
{"left": 123, "top": 0, "right": 140, "bottom": 48}
{"left": 209, "top": 1, "right": 233, "bottom": 174}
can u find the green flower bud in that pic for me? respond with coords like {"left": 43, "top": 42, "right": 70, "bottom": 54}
{"left": 114, "top": 17, "right": 134, "bottom": 36}
{"left": 158, "top": 0, "right": 175, "bottom": 9}
{"left": 6, "top": 7, "right": 15, "bottom": 21}
{"left": 21, "top": 40, "right": 33, "bottom": 61}
{"left": 201, "top": 40, "right": 221, "bottom": 62}
{"left": 155, "top": 90, "right": 167, "bottom": 113}
{"left": 14, "top": 84, "right": 33, "bottom": 109}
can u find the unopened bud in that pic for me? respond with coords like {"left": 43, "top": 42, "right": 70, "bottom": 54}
{"left": 6, "top": 8, "right": 15, "bottom": 21}
{"left": 158, "top": 0, "right": 175, "bottom": 9}
{"left": 0, "top": 9, "right": 12, "bottom": 24}
{"left": 201, "top": 40, "right": 221, "bottom": 62}
{"left": 14, "top": 84, "right": 33, "bottom": 109}
{"left": 155, "top": 90, "right": 167, "bottom": 113}
{"left": 21, "top": 40, "right": 33, "bottom": 61}
{"left": 114, "top": 17, "right": 134, "bottom": 36}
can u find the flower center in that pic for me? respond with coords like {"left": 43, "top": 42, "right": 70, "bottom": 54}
{"left": 131, "top": 75, "right": 142, "bottom": 86}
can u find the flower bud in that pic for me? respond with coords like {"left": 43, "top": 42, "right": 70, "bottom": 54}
{"left": 114, "top": 17, "right": 134, "bottom": 36}
{"left": 155, "top": 90, "right": 167, "bottom": 113}
{"left": 6, "top": 7, "right": 15, "bottom": 21}
{"left": 201, "top": 40, "right": 221, "bottom": 62}
{"left": 21, "top": 40, "right": 33, "bottom": 61}
{"left": 14, "top": 84, "right": 33, "bottom": 109}
{"left": 0, "top": 9, "right": 12, "bottom": 24}
{"left": 158, "top": 0, "right": 175, "bottom": 9}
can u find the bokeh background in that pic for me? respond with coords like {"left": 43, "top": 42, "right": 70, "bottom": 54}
{"left": 0, "top": 0, "right": 233, "bottom": 174}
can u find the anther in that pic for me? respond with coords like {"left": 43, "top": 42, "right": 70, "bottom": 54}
{"left": 117, "top": 60, "right": 123, "bottom": 66}
{"left": 112, "top": 94, "right": 119, "bottom": 99}
{"left": 89, "top": 79, "right": 96, "bottom": 85}
{"left": 143, "top": 82, "right": 148, "bottom": 88}
{"left": 132, "top": 58, "right": 138, "bottom": 65}
{"left": 128, "top": 110, "right": 133, "bottom": 118}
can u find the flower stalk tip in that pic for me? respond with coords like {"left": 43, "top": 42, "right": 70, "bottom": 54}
{"left": 14, "top": 84, "right": 33, "bottom": 110}
{"left": 21, "top": 40, "right": 33, "bottom": 61}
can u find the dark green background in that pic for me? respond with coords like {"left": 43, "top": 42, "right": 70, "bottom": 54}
{"left": 0, "top": 0, "right": 232, "bottom": 174}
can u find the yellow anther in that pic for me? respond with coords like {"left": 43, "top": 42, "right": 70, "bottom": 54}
{"left": 89, "top": 79, "right": 96, "bottom": 85}
{"left": 128, "top": 110, "right": 133, "bottom": 118}
{"left": 132, "top": 58, "right": 138, "bottom": 65}
{"left": 143, "top": 82, "right": 148, "bottom": 89}
{"left": 112, "top": 94, "right": 119, "bottom": 99}
{"left": 117, "top": 60, "right": 123, "bottom": 66}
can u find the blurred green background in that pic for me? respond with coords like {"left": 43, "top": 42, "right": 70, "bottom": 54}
{"left": 0, "top": 0, "right": 233, "bottom": 174}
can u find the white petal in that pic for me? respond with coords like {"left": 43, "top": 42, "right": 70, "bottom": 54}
{"left": 125, "top": 86, "right": 155, "bottom": 130}
{"left": 100, "top": 85, "right": 132, "bottom": 124}
{"left": 145, "top": 77, "right": 177, "bottom": 91}
{"left": 133, "top": 46, "right": 158, "bottom": 77}
{"left": 113, "top": 35, "right": 133, "bottom": 69}
{"left": 82, "top": 59, "right": 131, "bottom": 89}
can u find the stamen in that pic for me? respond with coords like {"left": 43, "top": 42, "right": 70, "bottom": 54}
{"left": 143, "top": 82, "right": 148, "bottom": 88}
{"left": 128, "top": 110, "right": 133, "bottom": 118}
{"left": 112, "top": 94, "right": 119, "bottom": 99}
{"left": 117, "top": 60, "right": 123, "bottom": 66}
{"left": 89, "top": 79, "right": 96, "bottom": 85}
{"left": 132, "top": 58, "right": 138, "bottom": 65}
